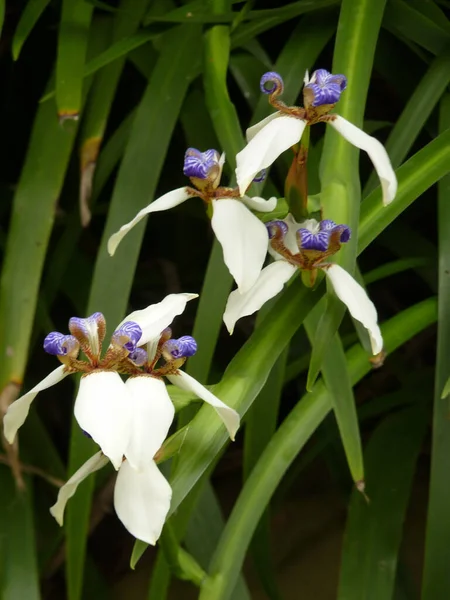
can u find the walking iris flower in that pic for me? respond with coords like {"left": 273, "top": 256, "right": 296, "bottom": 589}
{"left": 236, "top": 70, "right": 397, "bottom": 206}
{"left": 107, "top": 148, "right": 277, "bottom": 293}
{"left": 4, "top": 293, "right": 240, "bottom": 544}
{"left": 223, "top": 215, "right": 383, "bottom": 356}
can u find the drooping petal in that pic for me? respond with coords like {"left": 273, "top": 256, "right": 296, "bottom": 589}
{"left": 114, "top": 459, "right": 172, "bottom": 545}
{"left": 324, "top": 264, "right": 383, "bottom": 354}
{"left": 50, "top": 451, "right": 109, "bottom": 525}
{"left": 236, "top": 116, "right": 306, "bottom": 195}
{"left": 167, "top": 371, "right": 240, "bottom": 440}
{"left": 119, "top": 293, "right": 198, "bottom": 346}
{"left": 107, "top": 188, "right": 194, "bottom": 256}
{"left": 223, "top": 261, "right": 297, "bottom": 334}
{"left": 74, "top": 371, "right": 132, "bottom": 470}
{"left": 246, "top": 112, "right": 283, "bottom": 142}
{"left": 125, "top": 376, "right": 175, "bottom": 471}
{"left": 3, "top": 366, "right": 68, "bottom": 444}
{"left": 211, "top": 199, "right": 269, "bottom": 293}
{"left": 241, "top": 195, "right": 277, "bottom": 213}
{"left": 328, "top": 116, "right": 397, "bottom": 205}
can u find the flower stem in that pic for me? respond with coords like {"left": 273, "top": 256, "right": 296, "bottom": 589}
{"left": 285, "top": 125, "right": 310, "bottom": 220}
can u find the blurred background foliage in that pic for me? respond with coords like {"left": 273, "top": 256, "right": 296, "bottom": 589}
{"left": 0, "top": 0, "right": 450, "bottom": 598}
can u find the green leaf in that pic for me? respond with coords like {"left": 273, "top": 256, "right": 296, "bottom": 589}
{"left": 0, "top": 78, "right": 78, "bottom": 393}
{"left": 383, "top": 0, "right": 450, "bottom": 55}
{"left": 305, "top": 309, "right": 363, "bottom": 484}
{"left": 56, "top": 0, "right": 94, "bottom": 118}
{"left": 338, "top": 405, "right": 427, "bottom": 600}
{"left": 0, "top": 471, "right": 39, "bottom": 599}
{"left": 12, "top": 0, "right": 50, "bottom": 60}
{"left": 421, "top": 94, "right": 450, "bottom": 600}
{"left": 199, "top": 298, "right": 437, "bottom": 600}
{"left": 307, "top": 0, "right": 388, "bottom": 390}
{"left": 65, "top": 23, "right": 202, "bottom": 600}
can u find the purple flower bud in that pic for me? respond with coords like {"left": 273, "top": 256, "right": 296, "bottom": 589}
{"left": 266, "top": 220, "right": 288, "bottom": 239}
{"left": 128, "top": 348, "right": 148, "bottom": 366}
{"left": 112, "top": 321, "right": 142, "bottom": 352}
{"left": 260, "top": 72, "right": 284, "bottom": 95}
{"left": 44, "top": 332, "right": 80, "bottom": 356}
{"left": 296, "top": 229, "right": 330, "bottom": 251}
{"left": 68, "top": 313, "right": 106, "bottom": 356}
{"left": 162, "top": 336, "right": 197, "bottom": 359}
{"left": 304, "top": 69, "right": 347, "bottom": 107}
{"left": 183, "top": 148, "right": 220, "bottom": 180}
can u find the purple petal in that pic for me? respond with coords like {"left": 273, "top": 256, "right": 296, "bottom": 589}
{"left": 128, "top": 348, "right": 148, "bottom": 366}
{"left": 69, "top": 312, "right": 105, "bottom": 341}
{"left": 334, "top": 224, "right": 351, "bottom": 243}
{"left": 319, "top": 219, "right": 337, "bottom": 231}
{"left": 266, "top": 220, "right": 288, "bottom": 240}
{"left": 260, "top": 71, "right": 284, "bottom": 95}
{"left": 162, "top": 336, "right": 197, "bottom": 359}
{"left": 183, "top": 147, "right": 220, "bottom": 179}
{"left": 112, "top": 321, "right": 142, "bottom": 352}
{"left": 297, "top": 229, "right": 330, "bottom": 251}
{"left": 44, "top": 332, "right": 80, "bottom": 356}
{"left": 311, "top": 69, "right": 331, "bottom": 85}
{"left": 305, "top": 69, "right": 347, "bottom": 107}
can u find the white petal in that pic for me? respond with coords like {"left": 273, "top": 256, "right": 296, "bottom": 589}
{"left": 3, "top": 365, "right": 68, "bottom": 444}
{"left": 329, "top": 115, "right": 397, "bottom": 205}
{"left": 114, "top": 459, "right": 171, "bottom": 545}
{"left": 120, "top": 293, "right": 198, "bottom": 346}
{"left": 223, "top": 261, "right": 297, "bottom": 334}
{"left": 125, "top": 376, "right": 175, "bottom": 471}
{"left": 74, "top": 371, "right": 131, "bottom": 470}
{"left": 324, "top": 264, "right": 383, "bottom": 354}
{"left": 167, "top": 371, "right": 240, "bottom": 440}
{"left": 50, "top": 451, "right": 108, "bottom": 525}
{"left": 236, "top": 116, "right": 306, "bottom": 195}
{"left": 241, "top": 195, "right": 277, "bottom": 213}
{"left": 211, "top": 199, "right": 269, "bottom": 294}
{"left": 246, "top": 112, "right": 283, "bottom": 142}
{"left": 107, "top": 187, "right": 193, "bottom": 256}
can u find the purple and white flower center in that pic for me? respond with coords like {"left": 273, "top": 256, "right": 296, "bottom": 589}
{"left": 296, "top": 219, "right": 351, "bottom": 251}
{"left": 69, "top": 312, "right": 106, "bottom": 356}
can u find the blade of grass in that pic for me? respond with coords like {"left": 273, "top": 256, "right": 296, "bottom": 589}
{"left": 305, "top": 307, "right": 364, "bottom": 485}
{"left": 421, "top": 94, "right": 450, "bottom": 600}
{"left": 307, "top": 0, "right": 388, "bottom": 390}
{"left": 0, "top": 471, "right": 40, "bottom": 599}
{"left": 79, "top": 0, "right": 154, "bottom": 226}
{"left": 12, "top": 0, "right": 50, "bottom": 59}
{"left": 338, "top": 404, "right": 427, "bottom": 600}
{"left": 198, "top": 298, "right": 437, "bottom": 600}
{"left": 56, "top": 0, "right": 93, "bottom": 119}
{"left": 0, "top": 77, "right": 78, "bottom": 405}
{"left": 65, "top": 23, "right": 202, "bottom": 600}
{"left": 383, "top": 0, "right": 450, "bottom": 55}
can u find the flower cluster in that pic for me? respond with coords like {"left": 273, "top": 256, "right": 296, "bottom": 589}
{"left": 4, "top": 294, "right": 239, "bottom": 545}
{"left": 4, "top": 68, "right": 397, "bottom": 548}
